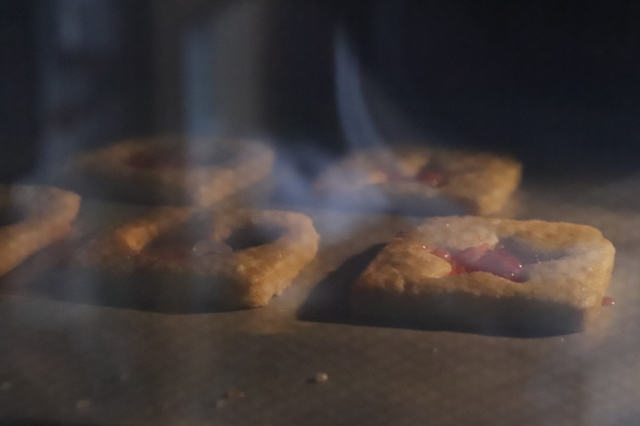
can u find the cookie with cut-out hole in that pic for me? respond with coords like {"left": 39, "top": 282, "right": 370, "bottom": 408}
{"left": 352, "top": 216, "right": 615, "bottom": 335}
{"left": 0, "top": 185, "right": 80, "bottom": 277}
{"left": 314, "top": 145, "right": 521, "bottom": 216}
{"left": 73, "top": 136, "right": 275, "bottom": 207}
{"left": 76, "top": 207, "right": 319, "bottom": 309}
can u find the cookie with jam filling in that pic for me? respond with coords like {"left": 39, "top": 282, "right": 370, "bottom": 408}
{"left": 314, "top": 145, "right": 521, "bottom": 216}
{"left": 352, "top": 216, "right": 615, "bottom": 335}
{"left": 73, "top": 136, "right": 274, "bottom": 207}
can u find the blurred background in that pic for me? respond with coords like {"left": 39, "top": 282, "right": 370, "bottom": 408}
{"left": 2, "top": 0, "right": 639, "bottom": 181}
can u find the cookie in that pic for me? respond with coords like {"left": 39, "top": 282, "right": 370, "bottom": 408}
{"left": 352, "top": 216, "right": 615, "bottom": 335}
{"left": 76, "top": 207, "right": 319, "bottom": 310}
{"left": 314, "top": 146, "right": 521, "bottom": 216}
{"left": 0, "top": 185, "right": 81, "bottom": 277}
{"left": 73, "top": 136, "right": 275, "bottom": 206}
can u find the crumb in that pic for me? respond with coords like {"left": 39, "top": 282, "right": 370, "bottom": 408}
{"left": 308, "top": 372, "right": 329, "bottom": 383}
{"left": 223, "top": 389, "right": 245, "bottom": 399}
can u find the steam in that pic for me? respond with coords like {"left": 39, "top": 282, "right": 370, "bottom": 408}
{"left": 334, "top": 26, "right": 384, "bottom": 149}
{"left": 334, "top": 25, "right": 432, "bottom": 149}
{"left": 276, "top": 24, "right": 405, "bottom": 241}
{"left": 277, "top": 24, "right": 414, "bottom": 219}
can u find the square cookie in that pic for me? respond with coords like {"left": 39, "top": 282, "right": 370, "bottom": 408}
{"left": 76, "top": 207, "right": 319, "bottom": 310}
{"left": 72, "top": 136, "right": 275, "bottom": 207}
{"left": 0, "top": 185, "right": 81, "bottom": 277}
{"left": 352, "top": 216, "right": 615, "bottom": 335}
{"left": 314, "top": 145, "right": 521, "bottom": 216}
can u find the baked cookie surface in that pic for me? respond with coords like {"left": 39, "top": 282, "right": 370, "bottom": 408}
{"left": 74, "top": 136, "right": 275, "bottom": 206}
{"left": 314, "top": 146, "right": 521, "bottom": 216}
{"left": 77, "top": 207, "right": 319, "bottom": 310}
{"left": 352, "top": 216, "right": 615, "bottom": 335}
{"left": 0, "top": 185, "right": 81, "bottom": 277}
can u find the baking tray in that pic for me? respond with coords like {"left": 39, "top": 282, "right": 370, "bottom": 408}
{"left": 0, "top": 177, "right": 639, "bottom": 426}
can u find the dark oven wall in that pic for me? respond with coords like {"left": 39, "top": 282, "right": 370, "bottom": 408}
{"left": 2, "top": 0, "right": 639, "bottom": 182}
{"left": 261, "top": 0, "right": 640, "bottom": 180}
{"left": 0, "top": 0, "right": 154, "bottom": 182}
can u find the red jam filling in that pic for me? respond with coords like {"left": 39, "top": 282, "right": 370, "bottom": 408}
{"left": 427, "top": 243, "right": 525, "bottom": 282}
{"left": 601, "top": 296, "right": 616, "bottom": 306}
{"left": 425, "top": 238, "right": 566, "bottom": 282}
{"left": 385, "top": 164, "right": 447, "bottom": 188}
{"left": 415, "top": 168, "right": 447, "bottom": 188}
